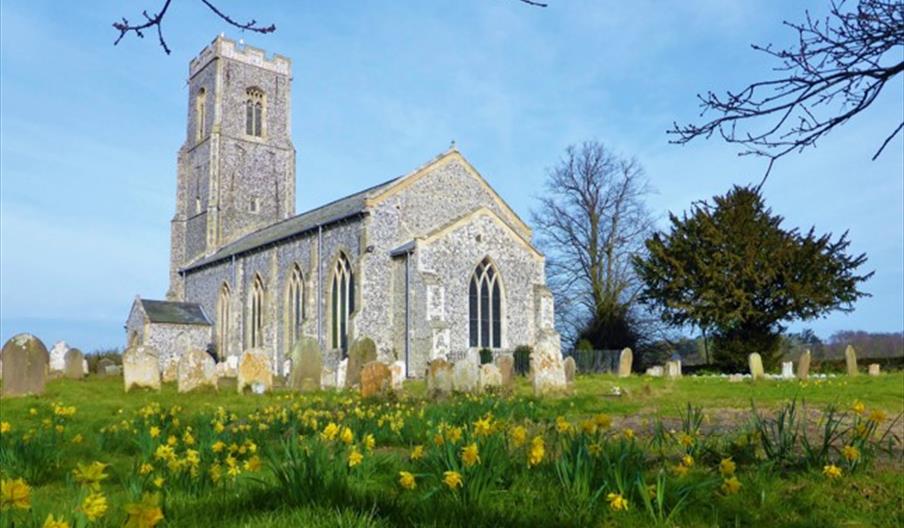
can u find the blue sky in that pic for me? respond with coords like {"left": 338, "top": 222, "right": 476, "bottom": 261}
{"left": 1, "top": 1, "right": 902, "bottom": 352}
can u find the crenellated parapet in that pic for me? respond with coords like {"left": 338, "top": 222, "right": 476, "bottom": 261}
{"left": 190, "top": 35, "right": 291, "bottom": 78}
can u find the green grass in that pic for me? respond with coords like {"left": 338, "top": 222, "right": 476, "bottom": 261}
{"left": 0, "top": 372, "right": 901, "bottom": 527}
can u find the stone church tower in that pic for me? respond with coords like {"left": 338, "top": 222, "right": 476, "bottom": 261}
{"left": 168, "top": 37, "right": 296, "bottom": 300}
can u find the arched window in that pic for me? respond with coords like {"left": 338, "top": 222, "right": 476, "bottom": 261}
{"left": 249, "top": 274, "right": 265, "bottom": 348}
{"left": 330, "top": 253, "right": 355, "bottom": 352}
{"left": 286, "top": 264, "right": 304, "bottom": 347}
{"left": 245, "top": 87, "right": 264, "bottom": 137}
{"left": 469, "top": 258, "right": 502, "bottom": 348}
{"left": 216, "top": 283, "right": 230, "bottom": 359}
{"left": 195, "top": 88, "right": 207, "bottom": 141}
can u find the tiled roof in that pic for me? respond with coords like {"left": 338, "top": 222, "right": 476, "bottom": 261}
{"left": 140, "top": 299, "right": 212, "bottom": 325}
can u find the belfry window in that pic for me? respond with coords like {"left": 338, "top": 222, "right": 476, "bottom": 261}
{"left": 216, "top": 283, "right": 230, "bottom": 359}
{"left": 286, "top": 264, "right": 304, "bottom": 347}
{"left": 469, "top": 258, "right": 502, "bottom": 348}
{"left": 249, "top": 275, "right": 265, "bottom": 349}
{"left": 330, "top": 253, "right": 355, "bottom": 352}
{"left": 195, "top": 88, "right": 207, "bottom": 141}
{"left": 245, "top": 87, "right": 264, "bottom": 137}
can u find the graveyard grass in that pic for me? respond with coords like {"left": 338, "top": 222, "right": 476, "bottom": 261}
{"left": 1, "top": 373, "right": 902, "bottom": 527}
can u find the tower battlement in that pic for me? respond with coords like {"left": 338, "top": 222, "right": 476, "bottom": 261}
{"left": 189, "top": 35, "right": 291, "bottom": 78}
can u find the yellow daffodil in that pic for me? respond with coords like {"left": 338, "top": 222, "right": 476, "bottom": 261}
{"left": 244, "top": 455, "right": 262, "bottom": 472}
{"left": 410, "top": 445, "right": 425, "bottom": 461}
{"left": 139, "top": 463, "right": 154, "bottom": 475}
{"left": 212, "top": 440, "right": 226, "bottom": 453}
{"left": 0, "top": 478, "right": 31, "bottom": 511}
{"left": 607, "top": 492, "right": 629, "bottom": 511}
{"left": 473, "top": 416, "right": 493, "bottom": 436}
{"left": 555, "top": 416, "right": 572, "bottom": 434}
{"left": 823, "top": 464, "right": 842, "bottom": 479}
{"left": 73, "top": 462, "right": 108, "bottom": 490}
{"left": 719, "top": 458, "right": 736, "bottom": 477}
{"left": 510, "top": 425, "right": 527, "bottom": 447}
{"left": 672, "top": 464, "right": 690, "bottom": 477}
{"left": 153, "top": 477, "right": 165, "bottom": 488}
{"left": 433, "top": 433, "right": 444, "bottom": 446}
{"left": 842, "top": 445, "right": 861, "bottom": 463}
{"left": 398, "top": 471, "right": 416, "bottom": 490}
{"left": 42, "top": 514, "right": 69, "bottom": 528}
{"left": 79, "top": 491, "right": 108, "bottom": 521}
{"left": 182, "top": 430, "right": 195, "bottom": 446}
{"left": 442, "top": 470, "right": 463, "bottom": 490}
{"left": 321, "top": 422, "right": 339, "bottom": 441}
{"left": 594, "top": 413, "right": 612, "bottom": 429}
{"left": 678, "top": 433, "right": 694, "bottom": 447}
{"left": 124, "top": 493, "right": 165, "bottom": 528}
{"left": 446, "top": 426, "right": 463, "bottom": 444}
{"left": 166, "top": 435, "right": 178, "bottom": 447}
{"left": 340, "top": 427, "right": 354, "bottom": 445}
{"left": 0, "top": 422, "right": 10, "bottom": 434}
{"left": 71, "top": 434, "right": 83, "bottom": 444}
{"left": 461, "top": 443, "right": 480, "bottom": 467}
{"left": 682, "top": 454, "right": 694, "bottom": 468}
{"left": 851, "top": 400, "right": 865, "bottom": 415}
{"left": 364, "top": 433, "right": 376, "bottom": 451}
{"left": 721, "top": 476, "right": 742, "bottom": 495}
{"left": 868, "top": 409, "right": 887, "bottom": 424}
{"left": 623, "top": 428, "right": 635, "bottom": 440}
{"left": 148, "top": 426, "right": 160, "bottom": 438}
{"left": 528, "top": 436, "right": 545, "bottom": 467}
{"left": 348, "top": 448, "right": 363, "bottom": 468}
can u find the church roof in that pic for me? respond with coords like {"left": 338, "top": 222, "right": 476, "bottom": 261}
{"left": 184, "top": 177, "right": 399, "bottom": 271}
{"left": 140, "top": 299, "right": 212, "bottom": 326}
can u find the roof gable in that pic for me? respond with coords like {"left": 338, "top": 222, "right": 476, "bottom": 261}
{"left": 139, "top": 299, "right": 212, "bottom": 326}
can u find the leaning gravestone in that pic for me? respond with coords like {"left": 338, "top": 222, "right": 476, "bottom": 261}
{"left": 868, "top": 363, "right": 881, "bottom": 376}
{"left": 49, "top": 341, "right": 70, "bottom": 373}
{"left": 781, "top": 361, "right": 794, "bottom": 380}
{"left": 845, "top": 345, "right": 858, "bottom": 376}
{"left": 360, "top": 360, "right": 391, "bottom": 397}
{"left": 495, "top": 354, "right": 514, "bottom": 388}
{"left": 288, "top": 337, "right": 322, "bottom": 392}
{"left": 346, "top": 337, "right": 377, "bottom": 388}
{"left": 63, "top": 348, "right": 86, "bottom": 379}
{"left": 426, "top": 358, "right": 453, "bottom": 397}
{"left": 389, "top": 360, "right": 406, "bottom": 390}
{"left": 617, "top": 348, "right": 633, "bottom": 378}
{"left": 452, "top": 356, "right": 479, "bottom": 393}
{"left": 748, "top": 353, "right": 765, "bottom": 381}
{"left": 797, "top": 349, "right": 811, "bottom": 381}
{"left": 531, "top": 331, "right": 567, "bottom": 396}
{"left": 563, "top": 356, "right": 576, "bottom": 383}
{"left": 123, "top": 345, "right": 161, "bottom": 392}
{"left": 478, "top": 363, "right": 502, "bottom": 392}
{"left": 237, "top": 348, "right": 273, "bottom": 394}
{"left": 665, "top": 360, "right": 682, "bottom": 379}
{"left": 177, "top": 348, "right": 217, "bottom": 393}
{"left": 1, "top": 334, "right": 50, "bottom": 397}
{"left": 645, "top": 366, "right": 664, "bottom": 377}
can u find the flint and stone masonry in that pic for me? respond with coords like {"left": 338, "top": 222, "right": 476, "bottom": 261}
{"left": 126, "top": 36, "right": 560, "bottom": 378}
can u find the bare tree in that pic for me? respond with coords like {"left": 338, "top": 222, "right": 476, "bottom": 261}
{"left": 113, "top": 0, "right": 548, "bottom": 55}
{"left": 670, "top": 0, "right": 903, "bottom": 183}
{"left": 531, "top": 141, "right": 656, "bottom": 348}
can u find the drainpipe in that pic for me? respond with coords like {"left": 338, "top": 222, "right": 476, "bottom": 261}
{"left": 317, "top": 225, "right": 323, "bottom": 350}
{"left": 404, "top": 253, "right": 410, "bottom": 378}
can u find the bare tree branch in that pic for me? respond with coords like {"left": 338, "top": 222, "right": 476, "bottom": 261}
{"left": 670, "top": 0, "right": 904, "bottom": 182}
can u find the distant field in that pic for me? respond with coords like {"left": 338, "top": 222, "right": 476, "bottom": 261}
{"left": 0, "top": 373, "right": 901, "bottom": 527}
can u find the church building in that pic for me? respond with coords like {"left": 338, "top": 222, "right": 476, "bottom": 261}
{"left": 127, "top": 36, "right": 559, "bottom": 378}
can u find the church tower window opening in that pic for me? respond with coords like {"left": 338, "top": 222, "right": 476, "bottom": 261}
{"left": 245, "top": 87, "right": 264, "bottom": 137}
{"left": 249, "top": 274, "right": 265, "bottom": 349}
{"left": 330, "top": 253, "right": 355, "bottom": 353}
{"left": 469, "top": 257, "right": 502, "bottom": 349}
{"left": 195, "top": 88, "right": 207, "bottom": 141}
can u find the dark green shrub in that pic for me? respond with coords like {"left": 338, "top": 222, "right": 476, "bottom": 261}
{"left": 479, "top": 348, "right": 493, "bottom": 365}
{"left": 513, "top": 345, "right": 532, "bottom": 375}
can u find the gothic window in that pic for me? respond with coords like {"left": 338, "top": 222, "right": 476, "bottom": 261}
{"left": 216, "top": 283, "right": 230, "bottom": 359}
{"left": 286, "top": 264, "right": 304, "bottom": 347}
{"left": 245, "top": 87, "right": 264, "bottom": 137}
{"left": 469, "top": 258, "right": 502, "bottom": 348}
{"left": 330, "top": 253, "right": 355, "bottom": 353}
{"left": 195, "top": 88, "right": 207, "bottom": 141}
{"left": 249, "top": 274, "right": 265, "bottom": 349}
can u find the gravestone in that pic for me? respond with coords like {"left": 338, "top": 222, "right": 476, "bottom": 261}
{"left": 728, "top": 374, "right": 744, "bottom": 383}
{"left": 781, "top": 361, "right": 794, "bottom": 380}
{"left": 360, "top": 361, "right": 391, "bottom": 397}
{"left": 321, "top": 366, "right": 337, "bottom": 389}
{"left": 123, "top": 345, "right": 161, "bottom": 392}
{"left": 452, "top": 356, "right": 479, "bottom": 393}
{"left": 426, "top": 358, "right": 453, "bottom": 397}
{"left": 346, "top": 337, "right": 377, "bottom": 388}
{"left": 389, "top": 360, "right": 406, "bottom": 390}
{"left": 288, "top": 337, "right": 322, "bottom": 392}
{"left": 237, "top": 348, "right": 272, "bottom": 394}
{"left": 495, "top": 354, "right": 514, "bottom": 388}
{"left": 336, "top": 358, "right": 348, "bottom": 388}
{"left": 868, "top": 363, "right": 881, "bottom": 376}
{"left": 665, "top": 360, "right": 682, "bottom": 379}
{"left": 645, "top": 366, "right": 664, "bottom": 377}
{"left": 177, "top": 348, "right": 217, "bottom": 392}
{"left": 49, "top": 341, "right": 70, "bottom": 373}
{"left": 617, "top": 348, "right": 633, "bottom": 378}
{"left": 161, "top": 357, "right": 179, "bottom": 384}
{"left": 478, "top": 363, "right": 502, "bottom": 392}
{"left": 104, "top": 365, "right": 122, "bottom": 376}
{"left": 563, "top": 356, "right": 576, "bottom": 383}
{"left": 1, "top": 334, "right": 50, "bottom": 397}
{"left": 844, "top": 345, "right": 858, "bottom": 376}
{"left": 748, "top": 353, "right": 764, "bottom": 381}
{"left": 530, "top": 331, "right": 567, "bottom": 396}
{"left": 63, "top": 348, "right": 86, "bottom": 379}
{"left": 797, "top": 349, "right": 811, "bottom": 381}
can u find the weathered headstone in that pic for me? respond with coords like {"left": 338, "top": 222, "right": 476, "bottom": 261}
{"left": 868, "top": 363, "right": 881, "bottom": 376}
{"left": 321, "top": 366, "right": 337, "bottom": 389}
{"left": 563, "top": 356, "right": 576, "bottom": 383}
{"left": 96, "top": 357, "right": 115, "bottom": 376}
{"left": 426, "top": 358, "right": 453, "bottom": 397}
{"left": 288, "top": 337, "right": 322, "bottom": 392}
{"left": 645, "top": 366, "right": 664, "bottom": 377}
{"left": 237, "top": 348, "right": 273, "bottom": 394}
{"left": 452, "top": 356, "right": 479, "bottom": 393}
{"left": 346, "top": 337, "right": 377, "bottom": 388}
{"left": 360, "top": 360, "right": 391, "bottom": 397}
{"left": 797, "top": 349, "right": 811, "bottom": 381}
{"left": 63, "top": 348, "right": 86, "bottom": 379}
{"left": 781, "top": 361, "right": 794, "bottom": 380}
{"left": 1, "top": 334, "right": 50, "bottom": 397}
{"left": 177, "top": 348, "right": 217, "bottom": 392}
{"left": 161, "top": 356, "right": 179, "bottom": 383}
{"left": 49, "top": 341, "right": 70, "bottom": 372}
{"left": 665, "top": 360, "right": 682, "bottom": 379}
{"left": 844, "top": 345, "right": 858, "bottom": 376}
{"left": 728, "top": 374, "right": 744, "bottom": 383}
{"left": 530, "top": 331, "right": 567, "bottom": 396}
{"left": 123, "top": 345, "right": 161, "bottom": 392}
{"left": 336, "top": 358, "right": 348, "bottom": 388}
{"left": 495, "top": 354, "right": 514, "bottom": 388}
{"left": 748, "top": 353, "right": 764, "bottom": 381}
{"left": 617, "top": 348, "right": 633, "bottom": 378}
{"left": 104, "top": 365, "right": 122, "bottom": 376}
{"left": 478, "top": 363, "right": 502, "bottom": 391}
{"left": 389, "top": 360, "right": 406, "bottom": 391}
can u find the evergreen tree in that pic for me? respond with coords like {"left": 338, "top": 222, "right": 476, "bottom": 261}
{"left": 633, "top": 186, "right": 872, "bottom": 371}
